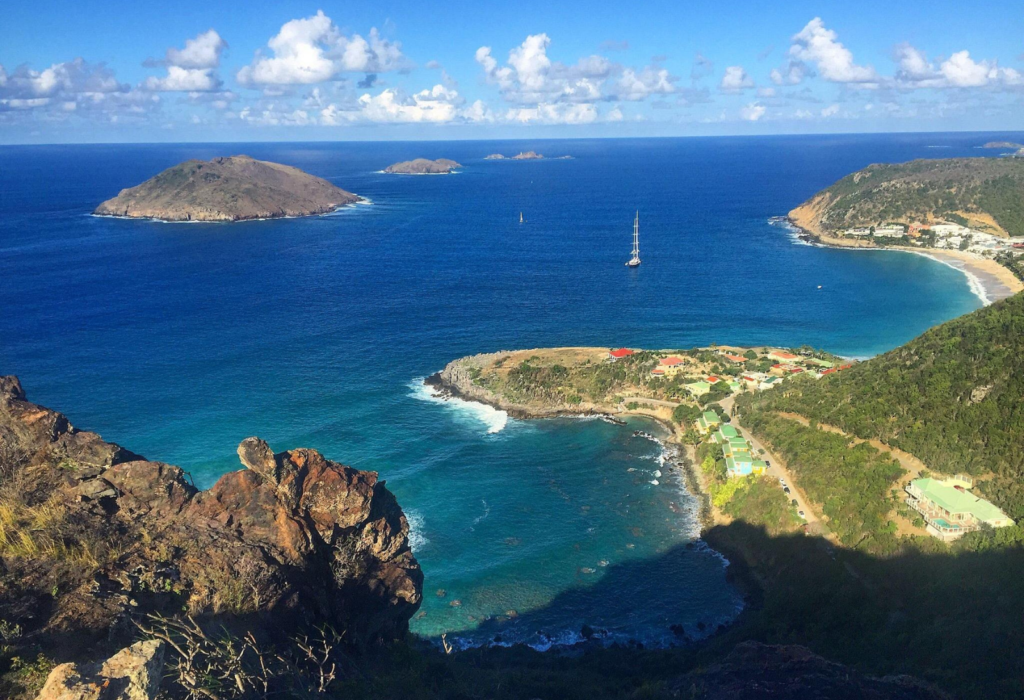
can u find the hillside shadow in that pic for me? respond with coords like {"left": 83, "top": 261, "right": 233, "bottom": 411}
{"left": 433, "top": 520, "right": 1024, "bottom": 700}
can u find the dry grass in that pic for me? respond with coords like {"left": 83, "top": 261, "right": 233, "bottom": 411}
{"left": 0, "top": 495, "right": 110, "bottom": 568}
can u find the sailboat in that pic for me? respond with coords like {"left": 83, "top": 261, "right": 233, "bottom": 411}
{"left": 520, "top": 212, "right": 524, "bottom": 224}
{"left": 626, "top": 211, "right": 641, "bottom": 267}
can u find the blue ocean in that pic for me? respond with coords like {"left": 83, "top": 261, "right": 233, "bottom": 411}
{"left": 0, "top": 133, "right": 1002, "bottom": 647}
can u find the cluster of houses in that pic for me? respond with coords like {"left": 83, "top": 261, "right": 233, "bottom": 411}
{"left": 696, "top": 411, "right": 768, "bottom": 478}
{"left": 905, "top": 475, "right": 1014, "bottom": 542}
{"left": 841, "top": 222, "right": 1020, "bottom": 257}
{"left": 607, "top": 347, "right": 852, "bottom": 399}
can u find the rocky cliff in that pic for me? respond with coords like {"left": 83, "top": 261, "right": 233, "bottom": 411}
{"left": 0, "top": 376, "right": 421, "bottom": 669}
{"left": 788, "top": 157, "right": 1024, "bottom": 237}
{"left": 93, "top": 155, "right": 360, "bottom": 222}
{"left": 384, "top": 158, "right": 461, "bottom": 174}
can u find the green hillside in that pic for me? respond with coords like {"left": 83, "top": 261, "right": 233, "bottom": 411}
{"left": 796, "top": 157, "right": 1024, "bottom": 236}
{"left": 740, "top": 291, "right": 1024, "bottom": 519}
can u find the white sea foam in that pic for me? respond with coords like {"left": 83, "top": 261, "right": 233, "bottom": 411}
{"left": 470, "top": 499, "right": 491, "bottom": 530}
{"left": 406, "top": 509, "right": 428, "bottom": 551}
{"left": 906, "top": 251, "right": 992, "bottom": 306}
{"left": 768, "top": 216, "right": 813, "bottom": 246}
{"left": 409, "top": 377, "right": 509, "bottom": 434}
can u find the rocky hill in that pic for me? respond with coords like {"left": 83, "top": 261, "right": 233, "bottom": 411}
{"left": 93, "top": 155, "right": 360, "bottom": 222}
{"left": 0, "top": 375, "right": 421, "bottom": 683}
{"left": 789, "top": 157, "right": 1024, "bottom": 237}
{"left": 384, "top": 158, "right": 461, "bottom": 174}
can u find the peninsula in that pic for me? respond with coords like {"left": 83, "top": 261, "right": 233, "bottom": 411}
{"left": 787, "top": 157, "right": 1024, "bottom": 301}
{"left": 384, "top": 158, "right": 462, "bottom": 174}
{"left": 93, "top": 155, "right": 360, "bottom": 222}
{"left": 425, "top": 291, "right": 1024, "bottom": 698}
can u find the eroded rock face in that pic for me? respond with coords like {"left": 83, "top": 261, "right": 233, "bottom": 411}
{"left": 0, "top": 376, "right": 421, "bottom": 661}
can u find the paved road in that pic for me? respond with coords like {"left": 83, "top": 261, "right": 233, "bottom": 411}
{"left": 720, "top": 396, "right": 822, "bottom": 532}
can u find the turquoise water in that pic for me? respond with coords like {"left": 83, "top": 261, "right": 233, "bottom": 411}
{"left": 0, "top": 133, "right": 1002, "bottom": 647}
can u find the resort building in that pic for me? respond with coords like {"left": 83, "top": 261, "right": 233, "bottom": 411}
{"left": 696, "top": 411, "right": 721, "bottom": 434}
{"left": 608, "top": 348, "right": 634, "bottom": 360}
{"left": 906, "top": 476, "right": 1014, "bottom": 542}
{"left": 768, "top": 350, "right": 798, "bottom": 362}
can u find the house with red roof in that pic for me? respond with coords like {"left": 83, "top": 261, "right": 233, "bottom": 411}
{"left": 768, "top": 350, "right": 799, "bottom": 362}
{"left": 721, "top": 353, "right": 747, "bottom": 363}
{"left": 609, "top": 348, "right": 634, "bottom": 360}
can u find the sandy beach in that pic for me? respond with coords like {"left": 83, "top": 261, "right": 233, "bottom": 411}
{"left": 901, "top": 248, "right": 1024, "bottom": 304}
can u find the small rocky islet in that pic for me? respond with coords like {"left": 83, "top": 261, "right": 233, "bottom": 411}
{"left": 93, "top": 155, "right": 360, "bottom": 222}
{"left": 383, "top": 158, "right": 462, "bottom": 174}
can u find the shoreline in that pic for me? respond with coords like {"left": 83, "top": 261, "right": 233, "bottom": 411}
{"left": 421, "top": 370, "right": 755, "bottom": 647}
{"left": 783, "top": 216, "right": 1023, "bottom": 305}
{"left": 89, "top": 197, "right": 368, "bottom": 224}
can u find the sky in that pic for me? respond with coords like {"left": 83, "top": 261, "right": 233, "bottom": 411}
{"left": 2, "top": 0, "right": 1023, "bottom": 143}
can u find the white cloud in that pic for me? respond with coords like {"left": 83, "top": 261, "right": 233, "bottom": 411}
{"left": 476, "top": 33, "right": 674, "bottom": 105}
{"left": 821, "top": 103, "right": 839, "bottom": 117}
{"left": 788, "top": 18, "right": 877, "bottom": 84}
{"left": 740, "top": 102, "right": 766, "bottom": 121}
{"left": 144, "top": 30, "right": 227, "bottom": 92}
{"left": 757, "top": 86, "right": 776, "bottom": 98}
{"left": 505, "top": 102, "right": 599, "bottom": 124}
{"left": 720, "top": 65, "right": 754, "bottom": 92}
{"left": 691, "top": 52, "right": 714, "bottom": 81}
{"left": 166, "top": 29, "right": 226, "bottom": 70}
{"left": 770, "top": 59, "right": 807, "bottom": 85}
{"left": 358, "top": 84, "right": 461, "bottom": 123}
{"left": 237, "top": 11, "right": 406, "bottom": 87}
{"left": 614, "top": 67, "right": 675, "bottom": 100}
{"left": 893, "top": 45, "right": 1023, "bottom": 90}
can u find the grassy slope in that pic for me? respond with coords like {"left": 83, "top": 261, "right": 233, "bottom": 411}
{"left": 798, "top": 157, "right": 1024, "bottom": 236}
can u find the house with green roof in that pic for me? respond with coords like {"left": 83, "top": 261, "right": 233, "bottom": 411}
{"left": 906, "top": 477, "right": 1014, "bottom": 541}
{"left": 685, "top": 381, "right": 711, "bottom": 397}
{"left": 712, "top": 424, "right": 739, "bottom": 443}
{"left": 696, "top": 411, "right": 720, "bottom": 434}
{"left": 804, "top": 358, "right": 835, "bottom": 369}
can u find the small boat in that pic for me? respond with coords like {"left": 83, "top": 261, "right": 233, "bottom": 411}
{"left": 626, "top": 211, "right": 641, "bottom": 267}
{"left": 519, "top": 212, "right": 524, "bottom": 224}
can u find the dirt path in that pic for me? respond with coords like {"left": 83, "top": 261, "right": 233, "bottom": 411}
{"left": 770, "top": 412, "right": 929, "bottom": 537}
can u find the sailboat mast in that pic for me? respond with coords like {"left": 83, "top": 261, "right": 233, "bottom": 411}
{"left": 633, "top": 211, "right": 639, "bottom": 256}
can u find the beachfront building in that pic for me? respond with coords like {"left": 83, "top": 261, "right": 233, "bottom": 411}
{"left": 608, "top": 348, "right": 634, "bottom": 361}
{"left": 873, "top": 225, "right": 907, "bottom": 238}
{"left": 906, "top": 476, "right": 1014, "bottom": 542}
{"left": 768, "top": 350, "right": 798, "bottom": 362}
{"left": 696, "top": 411, "right": 721, "bottom": 434}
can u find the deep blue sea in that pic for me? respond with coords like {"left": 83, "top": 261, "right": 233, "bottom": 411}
{"left": 0, "top": 133, "right": 1010, "bottom": 648}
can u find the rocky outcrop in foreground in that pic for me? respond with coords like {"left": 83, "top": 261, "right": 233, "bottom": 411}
{"left": 670, "top": 642, "right": 950, "bottom": 700}
{"left": 384, "top": 158, "right": 461, "bottom": 174}
{"left": 35, "top": 641, "right": 164, "bottom": 700}
{"left": 93, "top": 155, "right": 360, "bottom": 222}
{"left": 0, "top": 375, "right": 421, "bottom": 666}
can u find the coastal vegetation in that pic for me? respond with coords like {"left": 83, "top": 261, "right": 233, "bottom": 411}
{"left": 790, "top": 157, "right": 1024, "bottom": 236}
{"left": 739, "top": 290, "right": 1024, "bottom": 520}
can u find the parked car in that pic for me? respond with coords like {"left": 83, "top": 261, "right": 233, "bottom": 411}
{"left": 798, "top": 510, "right": 806, "bottom": 519}
{"left": 783, "top": 487, "right": 791, "bottom": 495}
